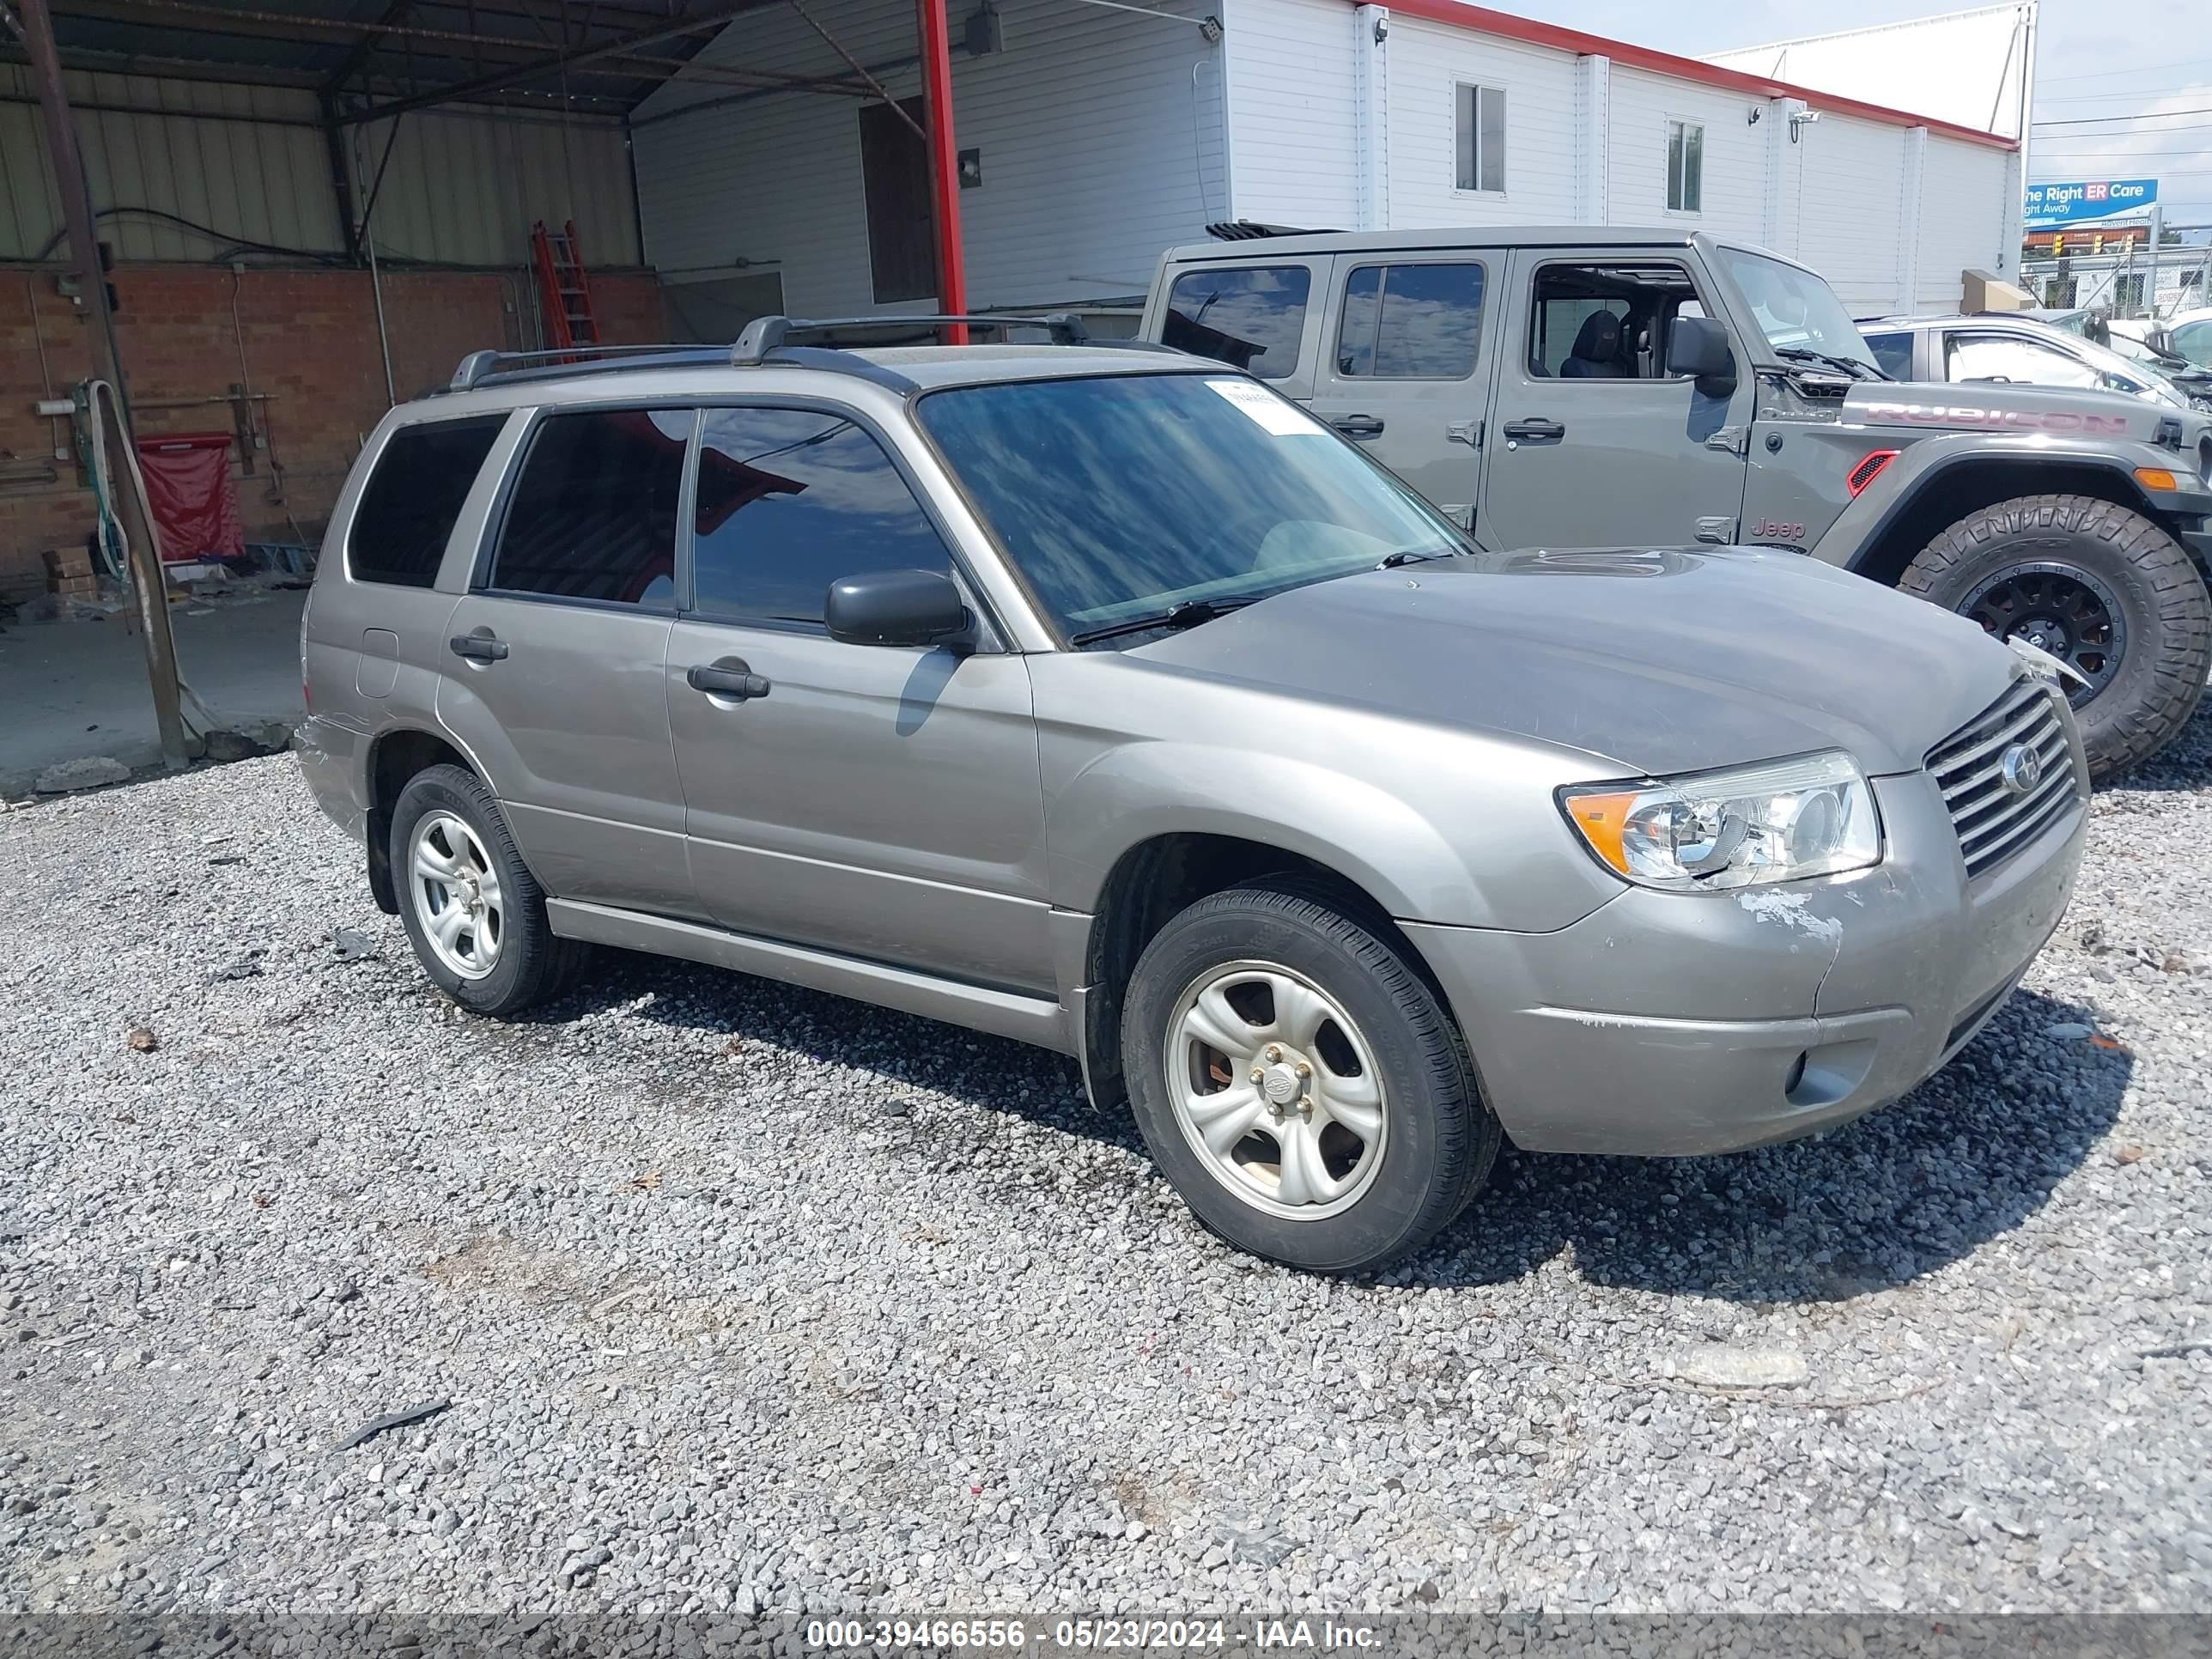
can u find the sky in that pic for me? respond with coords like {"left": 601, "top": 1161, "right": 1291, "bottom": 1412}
{"left": 1519, "top": 0, "right": 2212, "bottom": 223}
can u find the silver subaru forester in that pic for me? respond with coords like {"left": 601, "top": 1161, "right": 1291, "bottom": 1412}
{"left": 297, "top": 317, "right": 2087, "bottom": 1273}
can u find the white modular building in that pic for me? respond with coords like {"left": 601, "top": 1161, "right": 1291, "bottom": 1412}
{"left": 632, "top": 0, "right": 2028, "bottom": 325}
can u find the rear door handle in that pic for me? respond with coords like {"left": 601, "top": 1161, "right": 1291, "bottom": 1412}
{"left": 1501, "top": 417, "right": 1565, "bottom": 443}
{"left": 448, "top": 633, "right": 508, "bottom": 662}
{"left": 1328, "top": 414, "right": 1386, "bottom": 440}
{"left": 687, "top": 659, "right": 771, "bottom": 702}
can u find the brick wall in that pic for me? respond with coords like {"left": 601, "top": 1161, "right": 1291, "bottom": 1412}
{"left": 0, "top": 264, "right": 668, "bottom": 602}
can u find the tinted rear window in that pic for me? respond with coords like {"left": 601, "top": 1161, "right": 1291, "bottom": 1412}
{"left": 1864, "top": 331, "right": 1915, "bottom": 380}
{"left": 1335, "top": 261, "right": 1486, "bottom": 378}
{"left": 347, "top": 415, "right": 504, "bottom": 588}
{"left": 488, "top": 409, "right": 690, "bottom": 608}
{"left": 1162, "top": 266, "right": 1310, "bottom": 379}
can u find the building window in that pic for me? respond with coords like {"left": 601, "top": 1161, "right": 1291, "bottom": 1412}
{"left": 1455, "top": 83, "right": 1505, "bottom": 193}
{"left": 1667, "top": 119, "right": 1703, "bottom": 213}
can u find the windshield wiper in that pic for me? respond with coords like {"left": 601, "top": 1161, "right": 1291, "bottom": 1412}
{"left": 1377, "top": 547, "right": 1456, "bottom": 568}
{"left": 1068, "top": 595, "right": 1261, "bottom": 647}
{"left": 1774, "top": 345, "right": 1888, "bottom": 381}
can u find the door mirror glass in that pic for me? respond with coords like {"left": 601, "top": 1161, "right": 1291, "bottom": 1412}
{"left": 1667, "top": 314, "right": 1736, "bottom": 394}
{"left": 824, "top": 567, "right": 970, "bottom": 648}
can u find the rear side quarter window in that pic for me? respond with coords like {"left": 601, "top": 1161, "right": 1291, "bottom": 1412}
{"left": 346, "top": 415, "right": 506, "bottom": 588}
{"left": 1162, "top": 265, "right": 1311, "bottom": 379}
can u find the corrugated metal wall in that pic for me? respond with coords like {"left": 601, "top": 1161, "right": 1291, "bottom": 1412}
{"left": 0, "top": 64, "right": 641, "bottom": 268}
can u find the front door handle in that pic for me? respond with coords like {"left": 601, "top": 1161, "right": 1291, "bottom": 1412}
{"left": 448, "top": 633, "right": 508, "bottom": 662}
{"left": 687, "top": 659, "right": 771, "bottom": 702}
{"left": 1501, "top": 417, "right": 1566, "bottom": 443}
{"left": 1328, "top": 414, "right": 1386, "bottom": 440}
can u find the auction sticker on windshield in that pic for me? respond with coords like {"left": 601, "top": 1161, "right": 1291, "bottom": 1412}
{"left": 1205, "top": 378, "right": 1326, "bottom": 436}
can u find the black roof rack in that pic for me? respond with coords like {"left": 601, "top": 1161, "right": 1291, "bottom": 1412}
{"left": 448, "top": 343, "right": 725, "bottom": 392}
{"left": 1204, "top": 221, "right": 1336, "bottom": 241}
{"left": 729, "top": 312, "right": 1091, "bottom": 362}
{"left": 444, "top": 311, "right": 1188, "bottom": 398}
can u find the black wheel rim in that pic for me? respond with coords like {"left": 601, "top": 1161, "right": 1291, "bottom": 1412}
{"left": 1958, "top": 561, "right": 2125, "bottom": 705}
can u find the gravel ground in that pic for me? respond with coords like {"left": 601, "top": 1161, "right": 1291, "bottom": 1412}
{"left": 1, "top": 707, "right": 2208, "bottom": 1622}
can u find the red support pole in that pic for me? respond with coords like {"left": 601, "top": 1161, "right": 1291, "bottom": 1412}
{"left": 915, "top": 0, "right": 968, "bottom": 342}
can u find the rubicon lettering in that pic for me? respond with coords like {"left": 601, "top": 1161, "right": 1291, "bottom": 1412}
{"left": 1857, "top": 399, "right": 2132, "bottom": 436}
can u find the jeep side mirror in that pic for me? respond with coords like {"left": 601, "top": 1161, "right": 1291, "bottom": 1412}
{"left": 1668, "top": 315, "right": 1736, "bottom": 396}
{"left": 824, "top": 568, "right": 972, "bottom": 649}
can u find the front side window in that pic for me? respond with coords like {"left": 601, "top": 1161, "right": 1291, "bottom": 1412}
{"left": 1945, "top": 333, "right": 2101, "bottom": 391}
{"left": 349, "top": 415, "right": 505, "bottom": 588}
{"left": 1335, "top": 262, "right": 1486, "bottom": 379}
{"left": 1527, "top": 262, "right": 1705, "bottom": 380}
{"left": 1162, "top": 266, "right": 1311, "bottom": 379}
{"left": 915, "top": 373, "right": 1463, "bottom": 643}
{"left": 1667, "top": 119, "right": 1704, "bottom": 213}
{"left": 1455, "top": 83, "right": 1505, "bottom": 192}
{"left": 690, "top": 407, "right": 952, "bottom": 626}
{"left": 488, "top": 409, "right": 689, "bottom": 607}
{"left": 1864, "top": 331, "right": 1916, "bottom": 380}
{"left": 2173, "top": 319, "right": 2212, "bottom": 368}
{"left": 1718, "top": 248, "right": 1881, "bottom": 373}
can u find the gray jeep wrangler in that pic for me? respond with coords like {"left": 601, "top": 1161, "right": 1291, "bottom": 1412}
{"left": 1139, "top": 228, "right": 2212, "bottom": 781}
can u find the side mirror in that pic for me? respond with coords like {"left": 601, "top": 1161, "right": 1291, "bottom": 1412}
{"left": 824, "top": 567, "right": 972, "bottom": 649}
{"left": 1668, "top": 314, "right": 1737, "bottom": 396}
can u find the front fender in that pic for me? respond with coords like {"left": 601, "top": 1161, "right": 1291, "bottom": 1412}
{"left": 1042, "top": 738, "right": 1621, "bottom": 933}
{"left": 1810, "top": 432, "right": 2164, "bottom": 572}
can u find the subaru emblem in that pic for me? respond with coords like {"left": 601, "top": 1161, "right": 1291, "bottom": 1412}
{"left": 1999, "top": 742, "right": 2043, "bottom": 797}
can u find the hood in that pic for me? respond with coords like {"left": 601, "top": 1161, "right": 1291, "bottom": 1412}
{"left": 1844, "top": 377, "right": 2194, "bottom": 442}
{"left": 1130, "top": 547, "right": 2021, "bottom": 778}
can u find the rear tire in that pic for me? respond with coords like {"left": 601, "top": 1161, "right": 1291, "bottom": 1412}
{"left": 389, "top": 764, "right": 590, "bottom": 1018}
{"left": 1897, "top": 493, "right": 2209, "bottom": 783}
{"left": 1121, "top": 884, "right": 1499, "bottom": 1273}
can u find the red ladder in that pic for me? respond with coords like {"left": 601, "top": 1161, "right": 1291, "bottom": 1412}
{"left": 530, "top": 219, "right": 599, "bottom": 350}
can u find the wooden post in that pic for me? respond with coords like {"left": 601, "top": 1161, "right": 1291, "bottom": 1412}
{"left": 915, "top": 0, "right": 968, "bottom": 341}
{"left": 18, "top": 0, "right": 189, "bottom": 773}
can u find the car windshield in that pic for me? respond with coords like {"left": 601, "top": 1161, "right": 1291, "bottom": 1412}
{"left": 2058, "top": 328, "right": 2191, "bottom": 408}
{"left": 1720, "top": 248, "right": 1879, "bottom": 371}
{"left": 915, "top": 373, "right": 1466, "bottom": 641}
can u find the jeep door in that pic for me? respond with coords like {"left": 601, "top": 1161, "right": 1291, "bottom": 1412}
{"left": 1304, "top": 253, "right": 1501, "bottom": 532}
{"left": 435, "top": 405, "right": 699, "bottom": 917}
{"left": 664, "top": 402, "right": 1054, "bottom": 994}
{"left": 1480, "top": 250, "right": 1753, "bottom": 548}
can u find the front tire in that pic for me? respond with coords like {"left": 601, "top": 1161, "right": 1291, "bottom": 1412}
{"left": 389, "top": 764, "right": 588, "bottom": 1018}
{"left": 1121, "top": 885, "right": 1499, "bottom": 1273}
{"left": 1897, "top": 494, "right": 2209, "bottom": 783}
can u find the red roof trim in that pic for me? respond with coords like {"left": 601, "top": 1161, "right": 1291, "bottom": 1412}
{"left": 1373, "top": 0, "right": 2021, "bottom": 152}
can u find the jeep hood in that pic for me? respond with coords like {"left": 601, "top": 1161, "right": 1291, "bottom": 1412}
{"left": 1844, "top": 377, "right": 2189, "bottom": 442}
{"left": 1129, "top": 547, "right": 2021, "bottom": 778}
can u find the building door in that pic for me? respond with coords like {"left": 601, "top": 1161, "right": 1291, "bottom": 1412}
{"left": 860, "top": 97, "right": 934, "bottom": 305}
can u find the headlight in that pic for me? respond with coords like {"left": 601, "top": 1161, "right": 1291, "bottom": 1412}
{"left": 1559, "top": 751, "right": 1881, "bottom": 890}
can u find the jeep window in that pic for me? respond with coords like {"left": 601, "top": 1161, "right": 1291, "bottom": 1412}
{"left": 1864, "top": 331, "right": 1916, "bottom": 380}
{"left": 1455, "top": 83, "right": 1505, "bottom": 192}
{"left": 1666, "top": 119, "right": 1703, "bottom": 213}
{"left": 1718, "top": 249, "right": 1878, "bottom": 372}
{"left": 1944, "top": 333, "right": 2105, "bottom": 392}
{"left": 915, "top": 373, "right": 1462, "bottom": 641}
{"left": 486, "top": 409, "right": 689, "bottom": 608}
{"left": 348, "top": 414, "right": 505, "bottom": 588}
{"left": 1527, "top": 262, "right": 1705, "bottom": 380}
{"left": 1161, "top": 266, "right": 1310, "bottom": 379}
{"left": 1335, "top": 262, "right": 1486, "bottom": 379}
{"left": 690, "top": 407, "right": 953, "bottom": 627}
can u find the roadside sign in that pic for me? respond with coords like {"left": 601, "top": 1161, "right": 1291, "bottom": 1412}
{"left": 2024, "top": 179, "right": 2158, "bottom": 227}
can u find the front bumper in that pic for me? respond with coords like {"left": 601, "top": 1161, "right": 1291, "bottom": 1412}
{"left": 1404, "top": 769, "right": 2087, "bottom": 1156}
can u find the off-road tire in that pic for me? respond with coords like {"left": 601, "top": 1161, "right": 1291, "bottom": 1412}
{"left": 389, "top": 764, "right": 591, "bottom": 1018}
{"left": 1121, "top": 884, "right": 1500, "bottom": 1274}
{"left": 1897, "top": 493, "right": 2209, "bottom": 783}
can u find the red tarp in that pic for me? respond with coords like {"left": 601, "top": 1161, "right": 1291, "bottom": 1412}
{"left": 133, "top": 432, "right": 243, "bottom": 563}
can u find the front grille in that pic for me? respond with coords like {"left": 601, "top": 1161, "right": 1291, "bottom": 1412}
{"left": 1926, "top": 678, "right": 2079, "bottom": 880}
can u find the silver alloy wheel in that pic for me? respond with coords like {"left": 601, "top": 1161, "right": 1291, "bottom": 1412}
{"left": 409, "top": 811, "right": 504, "bottom": 981}
{"left": 1164, "top": 959, "right": 1388, "bottom": 1221}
